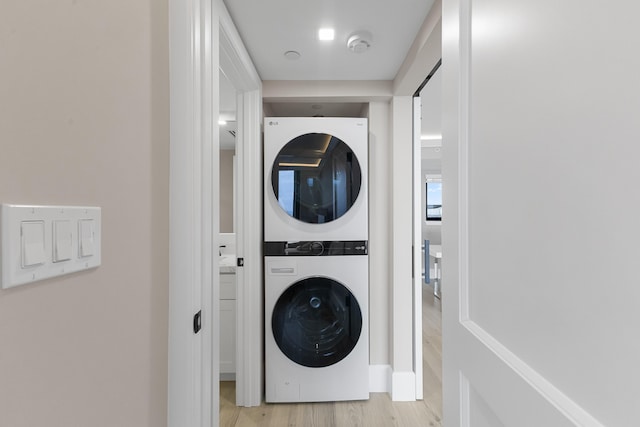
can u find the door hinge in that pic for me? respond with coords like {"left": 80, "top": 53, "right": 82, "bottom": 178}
{"left": 193, "top": 310, "right": 201, "bottom": 334}
{"left": 237, "top": 257, "right": 244, "bottom": 267}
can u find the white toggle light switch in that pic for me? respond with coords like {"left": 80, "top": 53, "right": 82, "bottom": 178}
{"left": 79, "top": 219, "right": 94, "bottom": 257}
{"left": 21, "top": 221, "right": 46, "bottom": 268}
{"left": 53, "top": 220, "right": 72, "bottom": 262}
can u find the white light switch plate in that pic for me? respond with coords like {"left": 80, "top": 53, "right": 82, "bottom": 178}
{"left": 1, "top": 204, "right": 101, "bottom": 289}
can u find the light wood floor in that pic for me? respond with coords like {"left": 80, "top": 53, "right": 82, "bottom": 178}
{"left": 220, "top": 284, "right": 442, "bottom": 427}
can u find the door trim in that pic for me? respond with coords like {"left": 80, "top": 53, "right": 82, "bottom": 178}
{"left": 233, "top": 88, "right": 263, "bottom": 407}
{"left": 412, "top": 95, "right": 423, "bottom": 400}
{"left": 168, "top": 0, "right": 214, "bottom": 425}
{"left": 169, "top": 0, "right": 262, "bottom": 425}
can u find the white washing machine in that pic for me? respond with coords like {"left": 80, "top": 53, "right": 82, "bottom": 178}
{"left": 265, "top": 250, "right": 369, "bottom": 402}
{"left": 264, "top": 117, "right": 368, "bottom": 242}
{"left": 264, "top": 117, "right": 370, "bottom": 402}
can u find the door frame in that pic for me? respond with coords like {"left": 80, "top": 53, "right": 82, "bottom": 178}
{"left": 411, "top": 59, "right": 442, "bottom": 401}
{"left": 392, "top": 0, "right": 443, "bottom": 402}
{"left": 219, "top": 6, "right": 263, "bottom": 409}
{"left": 168, "top": 1, "right": 261, "bottom": 426}
{"left": 411, "top": 94, "right": 424, "bottom": 400}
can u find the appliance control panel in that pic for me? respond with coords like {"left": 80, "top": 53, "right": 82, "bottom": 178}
{"left": 264, "top": 240, "right": 368, "bottom": 256}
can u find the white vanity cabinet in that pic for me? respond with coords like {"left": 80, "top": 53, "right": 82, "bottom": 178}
{"left": 220, "top": 272, "right": 236, "bottom": 379}
{"left": 218, "top": 233, "right": 237, "bottom": 380}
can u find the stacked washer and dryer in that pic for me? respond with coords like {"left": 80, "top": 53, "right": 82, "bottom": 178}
{"left": 264, "top": 117, "right": 369, "bottom": 403}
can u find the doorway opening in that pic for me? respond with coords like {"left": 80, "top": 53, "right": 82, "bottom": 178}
{"left": 218, "top": 65, "right": 238, "bottom": 387}
{"left": 413, "top": 60, "right": 443, "bottom": 415}
{"left": 216, "top": 14, "right": 263, "bottom": 418}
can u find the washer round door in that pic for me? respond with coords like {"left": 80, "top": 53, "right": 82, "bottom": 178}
{"left": 272, "top": 276, "right": 363, "bottom": 368}
{"left": 271, "top": 132, "right": 362, "bottom": 224}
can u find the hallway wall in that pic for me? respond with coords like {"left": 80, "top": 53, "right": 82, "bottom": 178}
{"left": 0, "top": 1, "right": 169, "bottom": 426}
{"left": 220, "top": 149, "right": 235, "bottom": 232}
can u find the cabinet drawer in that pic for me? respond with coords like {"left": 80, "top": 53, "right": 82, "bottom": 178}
{"left": 220, "top": 299, "right": 236, "bottom": 374}
{"left": 220, "top": 274, "right": 236, "bottom": 300}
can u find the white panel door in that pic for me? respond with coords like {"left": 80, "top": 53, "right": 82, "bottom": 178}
{"left": 442, "top": 0, "right": 640, "bottom": 425}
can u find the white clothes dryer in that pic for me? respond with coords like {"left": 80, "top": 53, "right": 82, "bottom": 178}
{"left": 264, "top": 117, "right": 368, "bottom": 242}
{"left": 264, "top": 245, "right": 369, "bottom": 403}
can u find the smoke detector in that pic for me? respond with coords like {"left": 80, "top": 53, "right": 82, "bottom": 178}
{"left": 284, "top": 50, "right": 301, "bottom": 60}
{"left": 347, "top": 31, "right": 372, "bottom": 54}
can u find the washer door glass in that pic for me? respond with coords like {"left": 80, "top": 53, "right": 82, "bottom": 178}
{"left": 272, "top": 277, "right": 363, "bottom": 368}
{"left": 271, "top": 133, "right": 362, "bottom": 224}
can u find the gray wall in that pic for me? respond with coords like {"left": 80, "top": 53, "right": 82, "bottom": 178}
{"left": 0, "top": 1, "right": 169, "bottom": 425}
{"left": 220, "top": 149, "right": 235, "bottom": 232}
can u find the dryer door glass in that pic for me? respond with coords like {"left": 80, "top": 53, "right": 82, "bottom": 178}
{"left": 271, "top": 133, "right": 362, "bottom": 224}
{"left": 272, "top": 277, "right": 363, "bottom": 368}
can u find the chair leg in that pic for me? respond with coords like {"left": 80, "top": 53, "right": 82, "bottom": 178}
{"left": 433, "top": 258, "right": 441, "bottom": 299}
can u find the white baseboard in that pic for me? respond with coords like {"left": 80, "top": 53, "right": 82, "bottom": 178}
{"left": 369, "top": 364, "right": 392, "bottom": 393}
{"left": 369, "top": 365, "right": 416, "bottom": 401}
{"left": 391, "top": 371, "right": 416, "bottom": 401}
{"left": 220, "top": 372, "right": 236, "bottom": 381}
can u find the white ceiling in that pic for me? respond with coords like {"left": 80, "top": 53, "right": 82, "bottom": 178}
{"left": 223, "top": 0, "right": 435, "bottom": 81}
{"left": 220, "top": 0, "right": 442, "bottom": 171}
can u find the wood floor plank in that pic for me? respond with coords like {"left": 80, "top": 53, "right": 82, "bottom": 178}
{"left": 220, "top": 283, "right": 442, "bottom": 426}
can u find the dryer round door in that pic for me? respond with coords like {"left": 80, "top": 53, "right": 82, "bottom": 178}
{"left": 272, "top": 276, "right": 363, "bottom": 368}
{"left": 271, "top": 132, "right": 362, "bottom": 224}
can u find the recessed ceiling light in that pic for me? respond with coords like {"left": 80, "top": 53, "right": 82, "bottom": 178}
{"left": 218, "top": 120, "right": 227, "bottom": 126}
{"left": 318, "top": 28, "right": 335, "bottom": 41}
